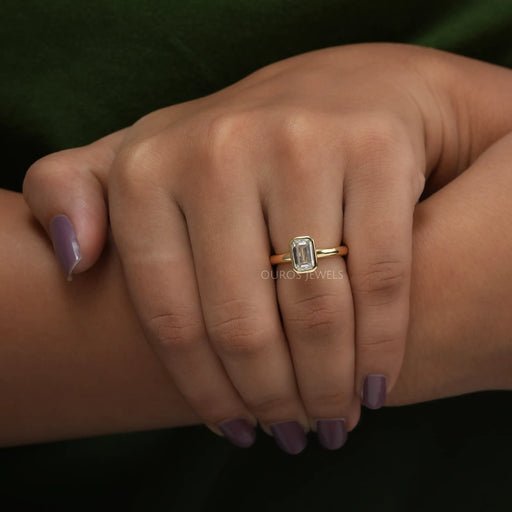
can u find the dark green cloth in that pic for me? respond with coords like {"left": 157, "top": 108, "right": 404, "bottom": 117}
{"left": 1, "top": 1, "right": 511, "bottom": 510}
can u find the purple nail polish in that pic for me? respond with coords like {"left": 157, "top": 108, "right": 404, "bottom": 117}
{"left": 49, "top": 215, "right": 81, "bottom": 280}
{"left": 270, "top": 421, "right": 307, "bottom": 455}
{"left": 218, "top": 418, "right": 256, "bottom": 448}
{"left": 316, "top": 418, "right": 347, "bottom": 450}
{"left": 363, "top": 374, "right": 387, "bottom": 409}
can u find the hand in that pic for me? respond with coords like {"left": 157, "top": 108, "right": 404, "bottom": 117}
{"left": 4, "top": 131, "right": 512, "bottom": 447}
{"left": 22, "top": 43, "right": 512, "bottom": 453}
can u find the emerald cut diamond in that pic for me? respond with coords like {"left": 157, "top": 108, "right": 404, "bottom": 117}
{"left": 290, "top": 236, "right": 317, "bottom": 273}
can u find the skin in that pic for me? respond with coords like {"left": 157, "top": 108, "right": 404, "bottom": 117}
{"left": 22, "top": 43, "right": 512, "bottom": 441}
{"left": 2, "top": 131, "right": 512, "bottom": 448}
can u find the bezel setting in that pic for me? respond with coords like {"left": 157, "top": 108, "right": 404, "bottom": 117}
{"left": 290, "top": 236, "right": 317, "bottom": 274}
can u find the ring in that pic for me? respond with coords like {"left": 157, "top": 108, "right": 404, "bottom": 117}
{"left": 270, "top": 235, "right": 348, "bottom": 274}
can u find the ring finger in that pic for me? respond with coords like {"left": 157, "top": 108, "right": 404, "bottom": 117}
{"left": 267, "top": 161, "right": 359, "bottom": 450}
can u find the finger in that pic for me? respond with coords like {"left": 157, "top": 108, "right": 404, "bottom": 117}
{"left": 23, "top": 129, "right": 127, "bottom": 279}
{"left": 267, "top": 155, "right": 358, "bottom": 450}
{"left": 184, "top": 166, "right": 310, "bottom": 455}
{"left": 108, "top": 144, "right": 258, "bottom": 449}
{"left": 343, "top": 148, "right": 421, "bottom": 409}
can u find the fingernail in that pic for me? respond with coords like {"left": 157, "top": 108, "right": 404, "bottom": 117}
{"left": 316, "top": 418, "right": 347, "bottom": 450}
{"left": 363, "top": 374, "right": 387, "bottom": 409}
{"left": 49, "top": 215, "right": 81, "bottom": 281}
{"left": 270, "top": 421, "right": 307, "bottom": 455}
{"left": 218, "top": 418, "right": 256, "bottom": 448}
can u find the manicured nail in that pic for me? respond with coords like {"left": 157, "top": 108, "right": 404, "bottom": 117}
{"left": 363, "top": 374, "right": 387, "bottom": 409}
{"left": 316, "top": 418, "right": 347, "bottom": 450}
{"left": 217, "top": 418, "right": 256, "bottom": 448}
{"left": 49, "top": 215, "right": 81, "bottom": 281}
{"left": 270, "top": 421, "right": 307, "bottom": 455}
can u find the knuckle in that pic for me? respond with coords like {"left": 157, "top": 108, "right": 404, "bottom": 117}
{"left": 112, "top": 137, "right": 162, "bottom": 193}
{"left": 353, "top": 259, "right": 408, "bottom": 306}
{"left": 198, "top": 111, "right": 256, "bottom": 194}
{"left": 273, "top": 107, "right": 340, "bottom": 184}
{"left": 286, "top": 293, "right": 342, "bottom": 336}
{"left": 344, "top": 113, "right": 420, "bottom": 194}
{"left": 24, "top": 150, "right": 79, "bottom": 192}
{"left": 208, "top": 299, "right": 268, "bottom": 358}
{"left": 148, "top": 309, "right": 202, "bottom": 353}
{"left": 354, "top": 113, "right": 406, "bottom": 152}
{"left": 349, "top": 114, "right": 410, "bottom": 172}
{"left": 203, "top": 112, "right": 251, "bottom": 166}
{"left": 278, "top": 108, "right": 314, "bottom": 145}
{"left": 277, "top": 108, "right": 325, "bottom": 162}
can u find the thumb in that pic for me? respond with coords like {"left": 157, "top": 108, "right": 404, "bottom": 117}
{"left": 23, "top": 129, "right": 127, "bottom": 280}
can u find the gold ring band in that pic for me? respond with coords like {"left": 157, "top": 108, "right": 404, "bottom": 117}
{"left": 270, "top": 235, "right": 348, "bottom": 274}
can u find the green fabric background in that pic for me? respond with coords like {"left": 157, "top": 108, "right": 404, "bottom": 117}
{"left": 1, "top": 1, "right": 511, "bottom": 510}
